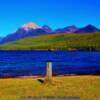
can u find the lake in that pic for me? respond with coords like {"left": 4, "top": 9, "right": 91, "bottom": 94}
{"left": 0, "top": 50, "right": 100, "bottom": 77}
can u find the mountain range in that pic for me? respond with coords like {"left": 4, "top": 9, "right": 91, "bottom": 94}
{"left": 0, "top": 22, "right": 99, "bottom": 44}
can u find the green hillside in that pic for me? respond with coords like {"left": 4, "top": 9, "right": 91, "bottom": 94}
{"left": 0, "top": 32, "right": 100, "bottom": 51}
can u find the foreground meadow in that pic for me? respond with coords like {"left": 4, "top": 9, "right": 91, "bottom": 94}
{"left": 0, "top": 76, "right": 100, "bottom": 100}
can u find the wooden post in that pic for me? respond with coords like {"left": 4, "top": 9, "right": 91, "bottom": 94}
{"left": 46, "top": 62, "right": 52, "bottom": 81}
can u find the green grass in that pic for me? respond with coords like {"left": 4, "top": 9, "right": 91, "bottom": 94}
{"left": 0, "top": 32, "right": 100, "bottom": 50}
{"left": 0, "top": 76, "right": 100, "bottom": 100}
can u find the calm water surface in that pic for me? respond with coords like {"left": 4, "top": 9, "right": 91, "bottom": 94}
{"left": 0, "top": 50, "right": 100, "bottom": 77}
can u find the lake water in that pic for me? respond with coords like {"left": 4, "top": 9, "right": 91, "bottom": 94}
{"left": 0, "top": 50, "right": 100, "bottom": 77}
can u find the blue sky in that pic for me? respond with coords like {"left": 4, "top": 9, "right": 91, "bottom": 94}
{"left": 0, "top": 0, "right": 100, "bottom": 36}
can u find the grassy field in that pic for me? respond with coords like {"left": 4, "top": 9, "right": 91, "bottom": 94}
{"left": 0, "top": 32, "right": 100, "bottom": 50}
{"left": 0, "top": 76, "right": 100, "bottom": 100}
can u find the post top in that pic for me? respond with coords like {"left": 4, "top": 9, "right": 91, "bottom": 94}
{"left": 46, "top": 60, "right": 53, "bottom": 62}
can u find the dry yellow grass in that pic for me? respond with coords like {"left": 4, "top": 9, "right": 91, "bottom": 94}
{"left": 0, "top": 76, "right": 100, "bottom": 100}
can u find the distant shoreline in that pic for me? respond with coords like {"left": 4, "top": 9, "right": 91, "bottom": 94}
{"left": 0, "top": 49, "right": 100, "bottom": 52}
{"left": 0, "top": 74, "right": 99, "bottom": 79}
